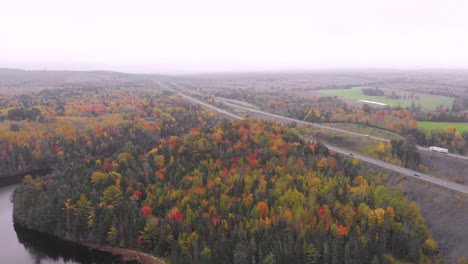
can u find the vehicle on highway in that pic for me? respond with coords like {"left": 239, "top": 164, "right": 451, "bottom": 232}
{"left": 428, "top": 146, "right": 449, "bottom": 154}
{"left": 414, "top": 173, "right": 420, "bottom": 177}
{"left": 349, "top": 153, "right": 354, "bottom": 156}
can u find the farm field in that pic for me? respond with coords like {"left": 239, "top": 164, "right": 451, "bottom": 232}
{"left": 316, "top": 87, "right": 455, "bottom": 111}
{"left": 418, "top": 121, "right": 468, "bottom": 133}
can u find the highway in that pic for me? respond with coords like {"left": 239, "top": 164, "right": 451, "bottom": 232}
{"left": 418, "top": 148, "right": 468, "bottom": 161}
{"left": 161, "top": 82, "right": 468, "bottom": 195}
{"left": 215, "top": 98, "right": 468, "bottom": 162}
{"left": 327, "top": 145, "right": 468, "bottom": 195}
{"left": 219, "top": 100, "right": 389, "bottom": 139}
{"left": 158, "top": 82, "right": 244, "bottom": 120}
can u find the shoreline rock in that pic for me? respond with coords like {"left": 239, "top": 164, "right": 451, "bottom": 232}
{"left": 83, "top": 243, "right": 165, "bottom": 264}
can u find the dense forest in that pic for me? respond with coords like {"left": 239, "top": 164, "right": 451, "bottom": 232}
{"left": 9, "top": 88, "right": 439, "bottom": 263}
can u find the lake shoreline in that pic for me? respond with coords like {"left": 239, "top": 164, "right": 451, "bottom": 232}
{"left": 0, "top": 168, "right": 53, "bottom": 187}
{"left": 14, "top": 222, "right": 165, "bottom": 264}
{"left": 83, "top": 243, "right": 165, "bottom": 264}
{"left": 5, "top": 170, "right": 165, "bottom": 264}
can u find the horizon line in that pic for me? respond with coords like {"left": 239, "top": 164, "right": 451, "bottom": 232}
{"left": 2, "top": 66, "right": 468, "bottom": 76}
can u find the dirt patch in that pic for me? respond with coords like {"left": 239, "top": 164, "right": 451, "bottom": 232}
{"left": 420, "top": 151, "right": 468, "bottom": 185}
{"left": 360, "top": 162, "right": 468, "bottom": 263}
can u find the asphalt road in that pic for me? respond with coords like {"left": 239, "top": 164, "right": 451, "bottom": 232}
{"left": 162, "top": 83, "right": 468, "bottom": 195}
{"left": 327, "top": 145, "right": 468, "bottom": 195}
{"left": 218, "top": 100, "right": 391, "bottom": 140}
{"left": 158, "top": 82, "right": 244, "bottom": 120}
{"left": 418, "top": 148, "right": 468, "bottom": 161}
{"left": 216, "top": 98, "right": 468, "bottom": 162}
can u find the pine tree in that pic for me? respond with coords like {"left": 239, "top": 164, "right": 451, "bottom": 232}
{"left": 305, "top": 244, "right": 320, "bottom": 264}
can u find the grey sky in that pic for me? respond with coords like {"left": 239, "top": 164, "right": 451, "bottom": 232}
{"left": 1, "top": 0, "right": 467, "bottom": 74}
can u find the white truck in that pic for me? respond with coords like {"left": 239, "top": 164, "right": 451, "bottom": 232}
{"left": 429, "top": 146, "right": 449, "bottom": 154}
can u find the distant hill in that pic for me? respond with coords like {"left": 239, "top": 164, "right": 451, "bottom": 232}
{"left": 0, "top": 68, "right": 164, "bottom": 93}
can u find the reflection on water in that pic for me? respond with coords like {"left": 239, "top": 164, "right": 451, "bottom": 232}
{"left": 14, "top": 224, "right": 125, "bottom": 264}
{"left": 0, "top": 185, "right": 130, "bottom": 264}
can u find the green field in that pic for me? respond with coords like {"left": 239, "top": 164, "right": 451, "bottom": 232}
{"left": 418, "top": 121, "right": 468, "bottom": 133}
{"left": 326, "top": 123, "right": 403, "bottom": 140}
{"left": 232, "top": 107, "right": 247, "bottom": 113}
{"left": 217, "top": 97, "right": 260, "bottom": 110}
{"left": 316, "top": 87, "right": 454, "bottom": 111}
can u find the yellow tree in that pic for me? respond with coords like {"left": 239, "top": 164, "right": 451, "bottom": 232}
{"left": 317, "top": 157, "right": 328, "bottom": 171}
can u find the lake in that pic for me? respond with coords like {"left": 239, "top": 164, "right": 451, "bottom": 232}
{"left": 0, "top": 184, "right": 126, "bottom": 264}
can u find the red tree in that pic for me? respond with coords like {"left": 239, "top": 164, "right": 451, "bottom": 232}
{"left": 142, "top": 205, "right": 152, "bottom": 217}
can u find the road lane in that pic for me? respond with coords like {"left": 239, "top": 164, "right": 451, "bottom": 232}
{"left": 163, "top": 83, "right": 468, "bottom": 195}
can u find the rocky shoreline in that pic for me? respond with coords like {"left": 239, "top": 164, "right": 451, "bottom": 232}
{"left": 83, "top": 243, "right": 165, "bottom": 264}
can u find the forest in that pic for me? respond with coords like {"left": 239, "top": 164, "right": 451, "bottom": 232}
{"left": 8, "top": 87, "right": 440, "bottom": 264}
{"left": 362, "top": 88, "right": 385, "bottom": 97}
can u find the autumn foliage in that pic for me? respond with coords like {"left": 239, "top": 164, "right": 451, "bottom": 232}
{"left": 141, "top": 205, "right": 152, "bottom": 218}
{"left": 256, "top": 201, "right": 269, "bottom": 219}
{"left": 10, "top": 88, "right": 438, "bottom": 264}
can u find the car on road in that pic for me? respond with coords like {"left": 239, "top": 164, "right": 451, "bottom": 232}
{"left": 413, "top": 173, "right": 420, "bottom": 177}
{"left": 349, "top": 153, "right": 354, "bottom": 156}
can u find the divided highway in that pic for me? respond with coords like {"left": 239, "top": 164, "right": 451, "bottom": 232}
{"left": 161, "top": 83, "right": 468, "bottom": 195}
{"left": 219, "top": 100, "right": 389, "bottom": 141}
{"left": 158, "top": 83, "right": 244, "bottom": 120}
{"left": 215, "top": 98, "right": 468, "bottom": 162}
{"left": 327, "top": 145, "right": 468, "bottom": 195}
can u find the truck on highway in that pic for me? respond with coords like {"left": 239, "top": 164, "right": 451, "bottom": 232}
{"left": 428, "top": 146, "right": 449, "bottom": 154}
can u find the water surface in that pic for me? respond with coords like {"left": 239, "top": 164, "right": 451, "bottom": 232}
{"left": 0, "top": 184, "right": 124, "bottom": 264}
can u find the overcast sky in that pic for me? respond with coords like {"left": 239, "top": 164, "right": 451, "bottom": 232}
{"left": 1, "top": 0, "right": 467, "bottom": 74}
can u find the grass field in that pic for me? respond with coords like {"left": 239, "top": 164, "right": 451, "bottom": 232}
{"left": 232, "top": 107, "right": 247, "bottom": 113}
{"left": 316, "top": 87, "right": 454, "bottom": 111}
{"left": 326, "top": 123, "right": 403, "bottom": 140}
{"left": 217, "top": 97, "right": 260, "bottom": 110}
{"left": 418, "top": 121, "right": 468, "bottom": 133}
